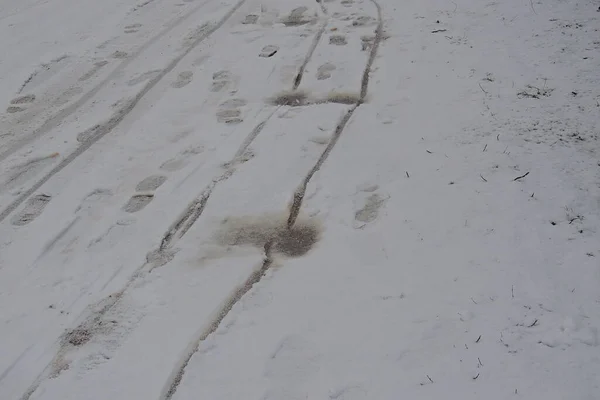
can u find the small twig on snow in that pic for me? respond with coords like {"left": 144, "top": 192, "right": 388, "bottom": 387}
{"left": 473, "top": 373, "right": 480, "bottom": 380}
{"left": 530, "top": 0, "right": 537, "bottom": 14}
{"left": 427, "top": 375, "right": 434, "bottom": 383}
{"left": 528, "top": 319, "right": 538, "bottom": 328}
{"left": 480, "top": 175, "right": 487, "bottom": 182}
{"left": 475, "top": 335, "right": 482, "bottom": 343}
{"left": 478, "top": 357, "right": 483, "bottom": 367}
{"left": 569, "top": 216, "right": 583, "bottom": 224}
{"left": 496, "top": 134, "right": 500, "bottom": 141}
{"left": 406, "top": 171, "right": 410, "bottom": 178}
{"left": 426, "top": 150, "right": 433, "bottom": 154}
{"left": 482, "top": 144, "right": 488, "bottom": 152}
{"left": 512, "top": 285, "right": 514, "bottom": 298}
{"left": 471, "top": 297, "right": 478, "bottom": 304}
{"left": 512, "top": 171, "right": 530, "bottom": 181}
{"left": 432, "top": 29, "right": 447, "bottom": 33}
{"left": 478, "top": 83, "right": 488, "bottom": 94}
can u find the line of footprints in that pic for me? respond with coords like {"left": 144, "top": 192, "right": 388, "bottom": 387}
{"left": 122, "top": 144, "right": 203, "bottom": 213}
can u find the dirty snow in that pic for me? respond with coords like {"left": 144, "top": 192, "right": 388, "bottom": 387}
{"left": 0, "top": 0, "right": 599, "bottom": 399}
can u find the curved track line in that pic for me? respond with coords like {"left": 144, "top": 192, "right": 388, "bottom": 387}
{"left": 161, "top": 243, "right": 273, "bottom": 400}
{"left": 0, "top": 0, "right": 248, "bottom": 224}
{"left": 159, "top": 2, "right": 384, "bottom": 398}
{"left": 0, "top": 0, "right": 213, "bottom": 164}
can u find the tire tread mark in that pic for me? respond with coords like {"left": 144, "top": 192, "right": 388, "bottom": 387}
{"left": 292, "top": 4, "right": 329, "bottom": 90}
{"left": 160, "top": 242, "right": 273, "bottom": 400}
{"left": 160, "top": 2, "right": 384, "bottom": 399}
{"left": 0, "top": 0, "right": 248, "bottom": 225}
{"left": 290, "top": 0, "right": 383, "bottom": 227}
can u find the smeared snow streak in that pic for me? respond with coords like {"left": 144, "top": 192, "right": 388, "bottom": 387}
{"left": 161, "top": 2, "right": 384, "bottom": 398}
{"left": 0, "top": 0, "right": 248, "bottom": 225}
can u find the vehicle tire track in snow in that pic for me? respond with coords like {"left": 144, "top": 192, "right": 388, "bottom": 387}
{"left": 289, "top": 0, "right": 383, "bottom": 227}
{"left": 161, "top": 2, "right": 383, "bottom": 398}
{"left": 0, "top": 0, "right": 215, "bottom": 164}
{"left": 15, "top": 108, "right": 277, "bottom": 400}
{"left": 292, "top": 3, "right": 329, "bottom": 90}
{"left": 161, "top": 243, "right": 274, "bottom": 400}
{"left": 0, "top": 0, "right": 248, "bottom": 225}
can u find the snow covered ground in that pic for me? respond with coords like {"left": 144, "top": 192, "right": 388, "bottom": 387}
{"left": 0, "top": 0, "right": 599, "bottom": 398}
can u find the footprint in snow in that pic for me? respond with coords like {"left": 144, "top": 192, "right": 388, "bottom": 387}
{"left": 171, "top": 71, "right": 194, "bottom": 88}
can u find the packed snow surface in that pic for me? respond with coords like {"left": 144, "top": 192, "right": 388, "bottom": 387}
{"left": 0, "top": 0, "right": 599, "bottom": 399}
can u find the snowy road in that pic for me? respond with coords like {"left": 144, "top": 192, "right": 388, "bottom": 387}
{"left": 1, "top": 0, "right": 599, "bottom": 399}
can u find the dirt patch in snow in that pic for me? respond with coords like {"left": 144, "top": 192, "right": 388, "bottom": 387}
{"left": 215, "top": 213, "right": 321, "bottom": 257}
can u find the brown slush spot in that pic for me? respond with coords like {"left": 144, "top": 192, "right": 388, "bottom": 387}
{"left": 215, "top": 213, "right": 321, "bottom": 257}
{"left": 269, "top": 90, "right": 309, "bottom": 106}
{"left": 325, "top": 91, "right": 361, "bottom": 104}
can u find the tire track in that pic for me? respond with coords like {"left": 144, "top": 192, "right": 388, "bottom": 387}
{"left": 289, "top": 0, "right": 383, "bottom": 227}
{"left": 161, "top": 242, "right": 273, "bottom": 400}
{"left": 160, "top": 2, "right": 383, "bottom": 398}
{"left": 0, "top": 0, "right": 214, "bottom": 164}
{"left": 0, "top": 0, "right": 248, "bottom": 224}
{"left": 292, "top": 1, "right": 329, "bottom": 90}
{"left": 159, "top": 108, "right": 280, "bottom": 252}
{"left": 15, "top": 108, "right": 277, "bottom": 400}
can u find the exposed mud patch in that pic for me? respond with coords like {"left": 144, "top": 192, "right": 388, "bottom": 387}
{"left": 215, "top": 213, "right": 321, "bottom": 257}
{"left": 324, "top": 91, "right": 360, "bottom": 104}
{"left": 65, "top": 327, "right": 93, "bottom": 346}
{"left": 269, "top": 90, "right": 309, "bottom": 106}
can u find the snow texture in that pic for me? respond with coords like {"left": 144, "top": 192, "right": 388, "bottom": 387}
{"left": 0, "top": 0, "right": 599, "bottom": 399}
